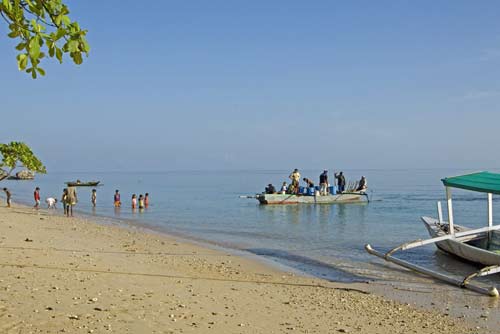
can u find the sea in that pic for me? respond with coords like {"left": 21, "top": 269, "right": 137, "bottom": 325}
{"left": 3, "top": 168, "right": 500, "bottom": 288}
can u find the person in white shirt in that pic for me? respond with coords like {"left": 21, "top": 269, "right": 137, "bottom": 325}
{"left": 280, "top": 182, "right": 288, "bottom": 194}
{"left": 46, "top": 197, "right": 57, "bottom": 209}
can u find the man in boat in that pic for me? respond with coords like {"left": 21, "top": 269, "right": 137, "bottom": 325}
{"left": 303, "top": 177, "right": 314, "bottom": 188}
{"left": 356, "top": 176, "right": 367, "bottom": 192}
{"left": 265, "top": 184, "right": 276, "bottom": 194}
{"left": 289, "top": 169, "right": 301, "bottom": 194}
{"left": 280, "top": 182, "right": 288, "bottom": 194}
{"left": 334, "top": 172, "right": 346, "bottom": 193}
{"left": 319, "top": 170, "right": 328, "bottom": 195}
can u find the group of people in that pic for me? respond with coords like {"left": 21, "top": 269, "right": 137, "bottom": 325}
{"left": 265, "top": 169, "right": 367, "bottom": 195}
{"left": 34, "top": 186, "right": 78, "bottom": 217}
{"left": 1, "top": 187, "right": 150, "bottom": 216}
{"left": 114, "top": 190, "right": 149, "bottom": 210}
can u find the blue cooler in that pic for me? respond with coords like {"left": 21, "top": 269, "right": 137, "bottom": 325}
{"left": 308, "top": 187, "right": 315, "bottom": 195}
{"left": 315, "top": 186, "right": 320, "bottom": 191}
{"left": 298, "top": 186, "right": 305, "bottom": 194}
{"left": 329, "top": 186, "right": 336, "bottom": 195}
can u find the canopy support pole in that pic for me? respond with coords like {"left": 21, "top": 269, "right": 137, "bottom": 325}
{"left": 446, "top": 187, "right": 454, "bottom": 236}
{"left": 488, "top": 193, "right": 493, "bottom": 228}
{"left": 437, "top": 201, "right": 443, "bottom": 224}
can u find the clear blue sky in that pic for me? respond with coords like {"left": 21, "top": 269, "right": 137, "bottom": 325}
{"left": 1, "top": 1, "right": 500, "bottom": 171}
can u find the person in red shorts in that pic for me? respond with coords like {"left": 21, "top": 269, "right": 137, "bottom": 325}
{"left": 34, "top": 187, "right": 40, "bottom": 209}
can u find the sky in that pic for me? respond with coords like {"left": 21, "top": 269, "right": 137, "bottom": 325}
{"left": 1, "top": 1, "right": 500, "bottom": 172}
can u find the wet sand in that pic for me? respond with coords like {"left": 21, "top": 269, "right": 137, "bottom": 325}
{"left": 0, "top": 204, "right": 494, "bottom": 334}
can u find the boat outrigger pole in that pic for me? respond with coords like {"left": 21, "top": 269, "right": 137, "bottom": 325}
{"left": 365, "top": 243, "right": 499, "bottom": 297}
{"left": 366, "top": 171, "right": 500, "bottom": 297}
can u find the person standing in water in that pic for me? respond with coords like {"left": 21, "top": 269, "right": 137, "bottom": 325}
{"left": 114, "top": 190, "right": 121, "bottom": 207}
{"left": 144, "top": 193, "right": 149, "bottom": 208}
{"left": 138, "top": 194, "right": 145, "bottom": 209}
{"left": 91, "top": 189, "right": 97, "bottom": 207}
{"left": 3, "top": 188, "right": 11, "bottom": 207}
{"left": 66, "top": 186, "right": 77, "bottom": 217}
{"left": 131, "top": 194, "right": 137, "bottom": 209}
{"left": 61, "top": 188, "right": 68, "bottom": 215}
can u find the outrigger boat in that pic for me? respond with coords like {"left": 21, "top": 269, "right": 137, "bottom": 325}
{"left": 366, "top": 171, "right": 500, "bottom": 297}
{"left": 256, "top": 191, "right": 368, "bottom": 205}
{"left": 65, "top": 180, "right": 100, "bottom": 187}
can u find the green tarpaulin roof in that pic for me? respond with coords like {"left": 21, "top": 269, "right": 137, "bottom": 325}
{"left": 442, "top": 171, "right": 500, "bottom": 194}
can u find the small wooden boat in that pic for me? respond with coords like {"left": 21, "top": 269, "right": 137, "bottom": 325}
{"left": 366, "top": 171, "right": 500, "bottom": 297}
{"left": 65, "top": 180, "right": 100, "bottom": 187}
{"left": 256, "top": 191, "right": 368, "bottom": 205}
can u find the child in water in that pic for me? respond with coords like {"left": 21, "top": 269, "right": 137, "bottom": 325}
{"left": 131, "top": 194, "right": 137, "bottom": 209}
{"left": 138, "top": 194, "right": 144, "bottom": 209}
{"left": 144, "top": 193, "right": 149, "bottom": 208}
{"left": 114, "top": 190, "right": 121, "bottom": 207}
{"left": 91, "top": 189, "right": 97, "bottom": 207}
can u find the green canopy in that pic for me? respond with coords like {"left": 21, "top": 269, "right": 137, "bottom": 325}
{"left": 442, "top": 171, "right": 500, "bottom": 195}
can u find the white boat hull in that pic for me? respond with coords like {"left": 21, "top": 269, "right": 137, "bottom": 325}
{"left": 257, "top": 192, "right": 366, "bottom": 205}
{"left": 422, "top": 216, "right": 500, "bottom": 266}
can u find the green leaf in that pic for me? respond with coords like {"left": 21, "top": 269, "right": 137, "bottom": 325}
{"left": 55, "top": 28, "right": 66, "bottom": 41}
{"left": 81, "top": 39, "right": 90, "bottom": 53}
{"left": 7, "top": 31, "right": 19, "bottom": 38}
{"left": 71, "top": 52, "right": 83, "bottom": 65}
{"left": 67, "top": 40, "right": 79, "bottom": 52}
{"left": 15, "top": 42, "right": 26, "bottom": 51}
{"left": 61, "top": 15, "right": 71, "bottom": 26}
{"left": 36, "top": 67, "right": 45, "bottom": 76}
{"left": 2, "top": 0, "right": 12, "bottom": 11}
{"left": 28, "top": 36, "right": 41, "bottom": 59}
{"left": 56, "top": 48, "right": 63, "bottom": 63}
{"left": 17, "top": 54, "right": 28, "bottom": 71}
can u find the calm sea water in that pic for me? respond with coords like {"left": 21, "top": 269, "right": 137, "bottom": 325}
{"left": 4, "top": 169, "right": 500, "bottom": 285}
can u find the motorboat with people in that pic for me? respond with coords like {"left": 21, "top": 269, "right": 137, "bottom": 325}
{"left": 366, "top": 171, "right": 500, "bottom": 297}
{"left": 256, "top": 190, "right": 368, "bottom": 205}
{"left": 248, "top": 169, "right": 369, "bottom": 205}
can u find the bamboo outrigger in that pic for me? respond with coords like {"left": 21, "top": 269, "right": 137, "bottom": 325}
{"left": 366, "top": 171, "right": 500, "bottom": 297}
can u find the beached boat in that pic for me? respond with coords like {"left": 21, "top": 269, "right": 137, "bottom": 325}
{"left": 256, "top": 191, "right": 368, "bottom": 205}
{"left": 65, "top": 181, "right": 100, "bottom": 187}
{"left": 366, "top": 171, "right": 500, "bottom": 297}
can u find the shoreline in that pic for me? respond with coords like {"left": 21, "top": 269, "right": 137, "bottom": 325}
{"left": 0, "top": 203, "right": 495, "bottom": 333}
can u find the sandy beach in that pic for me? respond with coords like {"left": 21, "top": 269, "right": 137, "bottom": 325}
{"left": 0, "top": 204, "right": 493, "bottom": 334}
